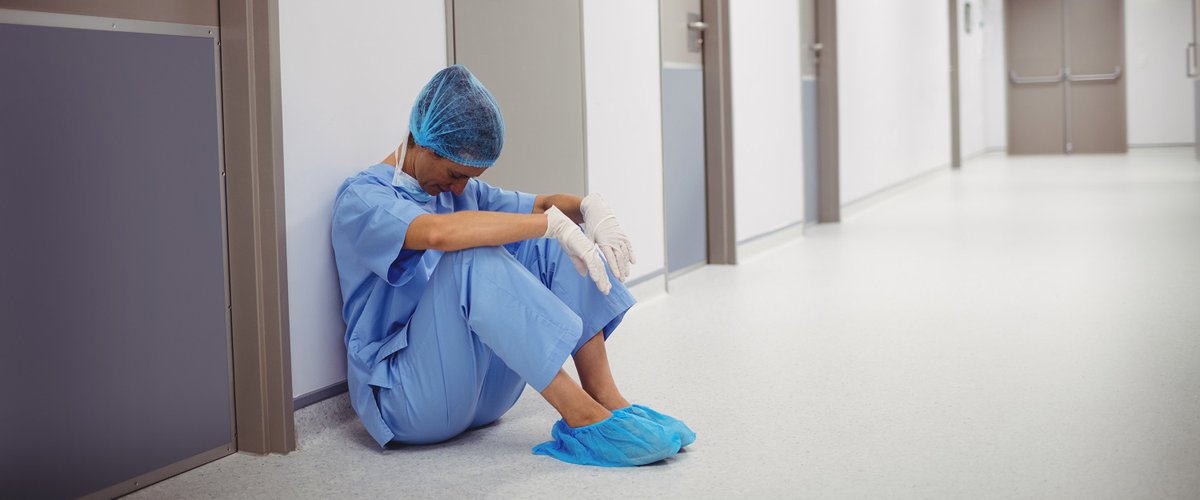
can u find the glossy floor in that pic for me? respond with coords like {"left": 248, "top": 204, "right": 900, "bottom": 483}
{"left": 132, "top": 149, "right": 1200, "bottom": 498}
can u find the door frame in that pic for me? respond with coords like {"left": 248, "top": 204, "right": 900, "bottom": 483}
{"left": 815, "top": 0, "right": 840, "bottom": 223}
{"left": 949, "top": 0, "right": 962, "bottom": 168}
{"left": 1193, "top": 0, "right": 1200, "bottom": 158}
{"left": 218, "top": 0, "right": 295, "bottom": 457}
{"left": 700, "top": 0, "right": 737, "bottom": 264}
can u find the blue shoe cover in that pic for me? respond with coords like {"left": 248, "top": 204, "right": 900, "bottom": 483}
{"left": 532, "top": 411, "right": 681, "bottom": 467}
{"left": 620, "top": 405, "right": 696, "bottom": 448}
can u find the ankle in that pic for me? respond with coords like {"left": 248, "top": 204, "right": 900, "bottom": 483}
{"left": 601, "top": 396, "right": 632, "bottom": 411}
{"left": 539, "top": 369, "right": 616, "bottom": 427}
{"left": 563, "top": 403, "right": 612, "bottom": 428}
{"left": 585, "top": 387, "right": 631, "bottom": 411}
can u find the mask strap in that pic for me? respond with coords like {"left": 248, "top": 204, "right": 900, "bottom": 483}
{"left": 395, "top": 139, "right": 407, "bottom": 170}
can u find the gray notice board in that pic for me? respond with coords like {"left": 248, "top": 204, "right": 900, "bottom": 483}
{"left": 0, "top": 17, "right": 233, "bottom": 498}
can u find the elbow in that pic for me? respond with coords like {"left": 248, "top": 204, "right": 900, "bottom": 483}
{"left": 424, "top": 226, "right": 450, "bottom": 251}
{"left": 534, "top": 195, "right": 553, "bottom": 214}
{"left": 425, "top": 226, "right": 470, "bottom": 252}
{"left": 408, "top": 214, "right": 459, "bottom": 251}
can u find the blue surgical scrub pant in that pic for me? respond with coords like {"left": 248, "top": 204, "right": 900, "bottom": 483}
{"left": 375, "top": 239, "right": 636, "bottom": 445}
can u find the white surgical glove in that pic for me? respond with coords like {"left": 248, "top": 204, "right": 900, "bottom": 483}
{"left": 580, "top": 194, "right": 636, "bottom": 282}
{"left": 544, "top": 206, "right": 611, "bottom": 295}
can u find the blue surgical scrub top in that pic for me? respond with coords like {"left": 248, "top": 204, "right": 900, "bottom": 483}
{"left": 330, "top": 163, "right": 535, "bottom": 444}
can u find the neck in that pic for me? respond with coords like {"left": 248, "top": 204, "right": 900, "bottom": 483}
{"left": 398, "top": 142, "right": 416, "bottom": 177}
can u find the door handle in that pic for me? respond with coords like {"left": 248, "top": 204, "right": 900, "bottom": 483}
{"left": 1067, "top": 66, "right": 1122, "bottom": 82}
{"left": 1188, "top": 43, "right": 1199, "bottom": 78}
{"left": 1009, "top": 69, "right": 1064, "bottom": 84}
{"left": 686, "top": 12, "right": 705, "bottom": 53}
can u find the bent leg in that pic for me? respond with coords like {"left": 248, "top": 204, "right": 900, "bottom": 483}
{"left": 508, "top": 240, "right": 696, "bottom": 450}
{"left": 446, "top": 245, "right": 585, "bottom": 391}
{"left": 375, "top": 245, "right": 608, "bottom": 443}
{"left": 466, "top": 351, "right": 526, "bottom": 429}
{"left": 510, "top": 238, "right": 636, "bottom": 353}
{"left": 573, "top": 331, "right": 631, "bottom": 411}
{"left": 375, "top": 295, "right": 525, "bottom": 444}
{"left": 448, "top": 246, "right": 615, "bottom": 428}
{"left": 510, "top": 239, "right": 638, "bottom": 409}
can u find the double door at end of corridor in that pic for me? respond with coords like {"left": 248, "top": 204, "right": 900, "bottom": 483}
{"left": 1007, "top": 0, "right": 1126, "bottom": 154}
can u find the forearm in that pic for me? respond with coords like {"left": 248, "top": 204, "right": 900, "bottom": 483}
{"left": 534, "top": 194, "right": 584, "bottom": 223}
{"left": 406, "top": 210, "right": 546, "bottom": 251}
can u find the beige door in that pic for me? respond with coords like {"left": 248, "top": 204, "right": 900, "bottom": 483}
{"left": 448, "top": 0, "right": 587, "bottom": 196}
{"left": 1006, "top": 0, "right": 1127, "bottom": 154}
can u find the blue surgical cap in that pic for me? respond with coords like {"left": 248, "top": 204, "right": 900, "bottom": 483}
{"left": 409, "top": 65, "right": 505, "bottom": 168}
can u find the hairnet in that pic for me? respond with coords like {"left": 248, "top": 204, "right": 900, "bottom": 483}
{"left": 409, "top": 65, "right": 505, "bottom": 168}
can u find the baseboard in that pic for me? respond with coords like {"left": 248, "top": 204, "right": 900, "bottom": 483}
{"left": 294, "top": 380, "right": 348, "bottom": 410}
{"left": 736, "top": 221, "right": 806, "bottom": 262}
{"left": 626, "top": 270, "right": 667, "bottom": 302}
{"left": 666, "top": 261, "right": 707, "bottom": 281}
{"left": 1129, "top": 143, "right": 1194, "bottom": 149}
{"left": 962, "top": 148, "right": 1000, "bottom": 162}
{"left": 842, "top": 165, "right": 952, "bottom": 219}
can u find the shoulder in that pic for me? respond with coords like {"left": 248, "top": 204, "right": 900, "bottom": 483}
{"left": 336, "top": 164, "right": 396, "bottom": 205}
{"left": 465, "top": 177, "right": 503, "bottom": 196}
{"left": 340, "top": 164, "right": 394, "bottom": 191}
{"left": 440, "top": 177, "right": 489, "bottom": 204}
{"left": 465, "top": 177, "right": 487, "bottom": 194}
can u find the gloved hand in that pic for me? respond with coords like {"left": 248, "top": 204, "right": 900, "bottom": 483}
{"left": 544, "top": 206, "right": 611, "bottom": 295}
{"left": 580, "top": 194, "right": 636, "bottom": 282}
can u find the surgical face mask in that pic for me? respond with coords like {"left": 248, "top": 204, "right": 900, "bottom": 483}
{"left": 392, "top": 140, "right": 433, "bottom": 203}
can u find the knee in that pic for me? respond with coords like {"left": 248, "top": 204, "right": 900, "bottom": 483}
{"left": 516, "top": 238, "right": 561, "bottom": 266}
{"left": 432, "top": 246, "right": 520, "bottom": 284}
{"left": 607, "top": 275, "right": 631, "bottom": 295}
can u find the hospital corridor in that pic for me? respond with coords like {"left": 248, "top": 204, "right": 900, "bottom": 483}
{"left": 3, "top": 0, "right": 1200, "bottom": 498}
{"left": 129, "top": 149, "right": 1200, "bottom": 498}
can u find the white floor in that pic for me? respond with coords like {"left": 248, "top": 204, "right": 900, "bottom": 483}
{"left": 131, "top": 149, "right": 1200, "bottom": 499}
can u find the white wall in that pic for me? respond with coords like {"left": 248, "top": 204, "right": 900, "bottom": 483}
{"left": 581, "top": 0, "right": 666, "bottom": 282}
{"left": 279, "top": 0, "right": 447, "bottom": 398}
{"left": 729, "top": 0, "right": 806, "bottom": 242}
{"left": 959, "top": 0, "right": 988, "bottom": 158}
{"left": 982, "top": 0, "right": 1007, "bottom": 151}
{"left": 839, "top": 0, "right": 951, "bottom": 204}
{"left": 1126, "top": 0, "right": 1195, "bottom": 145}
